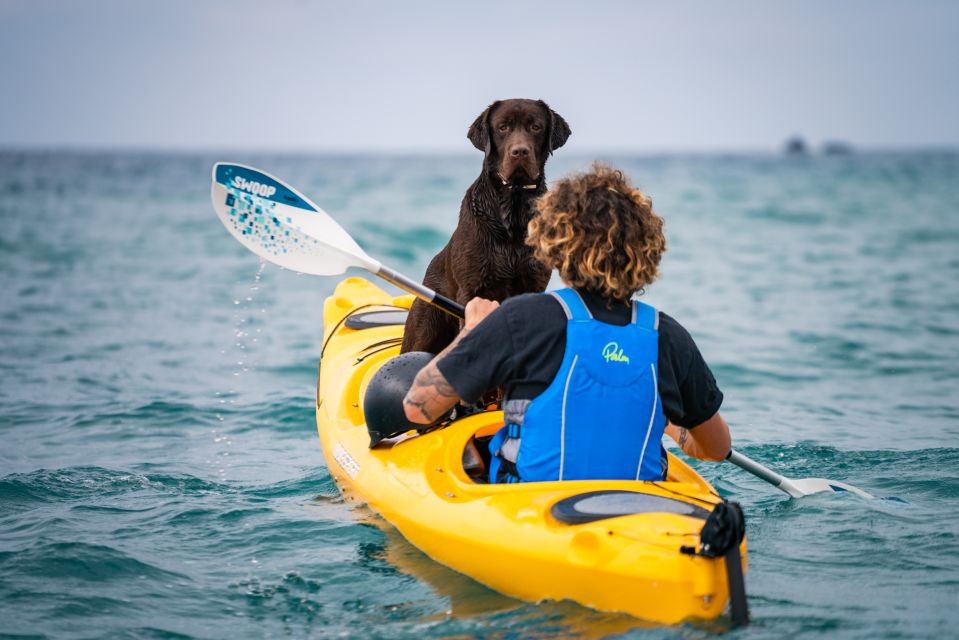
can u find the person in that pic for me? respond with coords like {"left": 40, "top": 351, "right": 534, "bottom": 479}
{"left": 402, "top": 164, "right": 731, "bottom": 483}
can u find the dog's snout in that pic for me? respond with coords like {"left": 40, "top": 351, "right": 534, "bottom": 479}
{"left": 510, "top": 145, "right": 530, "bottom": 158}
{"left": 502, "top": 140, "right": 538, "bottom": 180}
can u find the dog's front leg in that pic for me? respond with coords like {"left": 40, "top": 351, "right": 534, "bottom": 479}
{"left": 400, "top": 299, "right": 460, "bottom": 354}
{"left": 400, "top": 248, "right": 461, "bottom": 354}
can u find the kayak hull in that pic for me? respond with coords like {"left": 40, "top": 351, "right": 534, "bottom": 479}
{"left": 316, "top": 277, "right": 746, "bottom": 624}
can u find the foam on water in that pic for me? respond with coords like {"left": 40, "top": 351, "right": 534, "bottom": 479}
{"left": 1, "top": 150, "right": 958, "bottom": 638}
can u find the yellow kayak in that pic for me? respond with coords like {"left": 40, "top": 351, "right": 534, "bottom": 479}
{"left": 316, "top": 277, "right": 747, "bottom": 624}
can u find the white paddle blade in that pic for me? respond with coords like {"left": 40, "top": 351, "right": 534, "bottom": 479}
{"left": 727, "top": 449, "right": 874, "bottom": 500}
{"left": 211, "top": 163, "right": 378, "bottom": 276}
{"left": 787, "top": 477, "right": 876, "bottom": 500}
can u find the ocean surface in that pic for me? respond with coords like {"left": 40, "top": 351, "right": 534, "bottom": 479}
{"left": 1, "top": 149, "right": 958, "bottom": 639}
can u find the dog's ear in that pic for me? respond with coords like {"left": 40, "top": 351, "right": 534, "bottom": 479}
{"left": 467, "top": 101, "right": 499, "bottom": 154}
{"left": 539, "top": 101, "right": 571, "bottom": 154}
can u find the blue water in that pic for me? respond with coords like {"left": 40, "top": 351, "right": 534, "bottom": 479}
{"left": 1, "top": 150, "right": 958, "bottom": 639}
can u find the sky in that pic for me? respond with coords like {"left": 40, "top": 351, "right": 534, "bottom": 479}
{"left": 1, "top": 0, "right": 957, "bottom": 153}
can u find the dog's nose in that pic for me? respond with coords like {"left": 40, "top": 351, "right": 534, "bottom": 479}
{"left": 510, "top": 145, "right": 530, "bottom": 158}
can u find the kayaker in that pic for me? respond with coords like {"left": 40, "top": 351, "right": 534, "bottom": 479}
{"left": 403, "top": 163, "right": 731, "bottom": 483}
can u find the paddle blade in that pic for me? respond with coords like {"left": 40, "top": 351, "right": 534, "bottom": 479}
{"left": 787, "top": 477, "right": 875, "bottom": 500}
{"left": 211, "top": 163, "right": 378, "bottom": 276}
{"left": 726, "top": 449, "right": 874, "bottom": 500}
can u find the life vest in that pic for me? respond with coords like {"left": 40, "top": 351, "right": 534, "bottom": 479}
{"left": 488, "top": 288, "right": 667, "bottom": 483}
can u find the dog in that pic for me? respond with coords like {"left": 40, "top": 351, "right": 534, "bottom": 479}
{"left": 401, "top": 99, "right": 571, "bottom": 354}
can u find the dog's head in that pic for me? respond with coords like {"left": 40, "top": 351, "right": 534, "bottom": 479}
{"left": 468, "top": 99, "right": 571, "bottom": 184}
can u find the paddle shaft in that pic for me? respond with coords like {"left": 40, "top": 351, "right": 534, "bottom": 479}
{"left": 376, "top": 264, "right": 465, "bottom": 320}
{"left": 726, "top": 449, "right": 804, "bottom": 498}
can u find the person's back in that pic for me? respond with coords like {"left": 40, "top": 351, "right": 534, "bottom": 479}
{"left": 489, "top": 288, "right": 666, "bottom": 483}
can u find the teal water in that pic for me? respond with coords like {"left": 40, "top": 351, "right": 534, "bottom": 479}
{"left": 1, "top": 150, "right": 958, "bottom": 639}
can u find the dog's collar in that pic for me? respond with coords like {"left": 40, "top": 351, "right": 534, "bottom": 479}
{"left": 497, "top": 172, "right": 539, "bottom": 191}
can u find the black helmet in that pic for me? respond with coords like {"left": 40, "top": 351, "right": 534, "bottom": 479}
{"left": 364, "top": 351, "right": 449, "bottom": 447}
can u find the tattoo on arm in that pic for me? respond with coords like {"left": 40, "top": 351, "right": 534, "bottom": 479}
{"left": 403, "top": 360, "right": 461, "bottom": 423}
{"left": 402, "top": 324, "right": 477, "bottom": 423}
{"left": 677, "top": 427, "right": 689, "bottom": 448}
{"left": 403, "top": 395, "right": 435, "bottom": 423}
{"left": 418, "top": 363, "right": 458, "bottom": 397}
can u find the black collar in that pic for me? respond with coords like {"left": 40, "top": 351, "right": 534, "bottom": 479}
{"left": 496, "top": 172, "right": 540, "bottom": 191}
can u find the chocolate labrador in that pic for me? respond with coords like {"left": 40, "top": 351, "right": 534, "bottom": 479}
{"left": 401, "top": 99, "right": 571, "bottom": 354}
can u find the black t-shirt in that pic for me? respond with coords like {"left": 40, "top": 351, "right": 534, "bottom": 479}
{"left": 436, "top": 290, "right": 723, "bottom": 429}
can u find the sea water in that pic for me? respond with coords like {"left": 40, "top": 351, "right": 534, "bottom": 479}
{"left": 1, "top": 150, "right": 957, "bottom": 639}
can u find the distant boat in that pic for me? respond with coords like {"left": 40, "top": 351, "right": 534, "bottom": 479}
{"left": 784, "top": 136, "right": 808, "bottom": 156}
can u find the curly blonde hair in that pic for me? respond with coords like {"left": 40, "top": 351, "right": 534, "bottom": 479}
{"left": 527, "top": 164, "right": 666, "bottom": 304}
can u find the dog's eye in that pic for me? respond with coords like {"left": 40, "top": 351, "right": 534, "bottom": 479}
{"left": 498, "top": 124, "right": 509, "bottom": 133}
{"left": 530, "top": 123, "right": 542, "bottom": 132}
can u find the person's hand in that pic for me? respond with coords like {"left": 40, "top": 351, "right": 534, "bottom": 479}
{"left": 464, "top": 297, "right": 500, "bottom": 330}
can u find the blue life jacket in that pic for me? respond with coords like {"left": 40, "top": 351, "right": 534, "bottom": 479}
{"left": 488, "top": 288, "right": 667, "bottom": 483}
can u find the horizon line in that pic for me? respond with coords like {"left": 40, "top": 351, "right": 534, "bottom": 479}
{"left": 2, "top": 142, "right": 958, "bottom": 157}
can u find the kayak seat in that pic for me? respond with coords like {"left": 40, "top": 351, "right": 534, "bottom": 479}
{"left": 551, "top": 490, "right": 711, "bottom": 525}
{"left": 345, "top": 308, "right": 409, "bottom": 329}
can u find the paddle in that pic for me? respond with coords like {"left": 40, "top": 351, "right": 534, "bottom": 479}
{"left": 210, "top": 162, "right": 873, "bottom": 500}
{"left": 726, "top": 449, "right": 874, "bottom": 499}
{"left": 210, "top": 162, "right": 464, "bottom": 319}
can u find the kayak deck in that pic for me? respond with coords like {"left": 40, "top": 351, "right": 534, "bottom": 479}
{"left": 316, "top": 277, "right": 746, "bottom": 624}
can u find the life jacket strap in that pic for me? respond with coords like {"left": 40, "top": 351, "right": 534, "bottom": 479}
{"left": 550, "top": 289, "right": 592, "bottom": 321}
{"left": 498, "top": 399, "right": 530, "bottom": 465}
{"left": 552, "top": 288, "right": 660, "bottom": 331}
{"left": 488, "top": 441, "right": 521, "bottom": 483}
{"left": 489, "top": 398, "right": 533, "bottom": 483}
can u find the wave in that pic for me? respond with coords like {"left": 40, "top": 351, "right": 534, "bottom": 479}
{"left": 0, "top": 466, "right": 227, "bottom": 509}
{"left": 0, "top": 541, "right": 187, "bottom": 583}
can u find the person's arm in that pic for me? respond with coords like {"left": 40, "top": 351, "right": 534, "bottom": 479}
{"left": 664, "top": 411, "right": 731, "bottom": 462}
{"left": 403, "top": 298, "right": 500, "bottom": 424}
